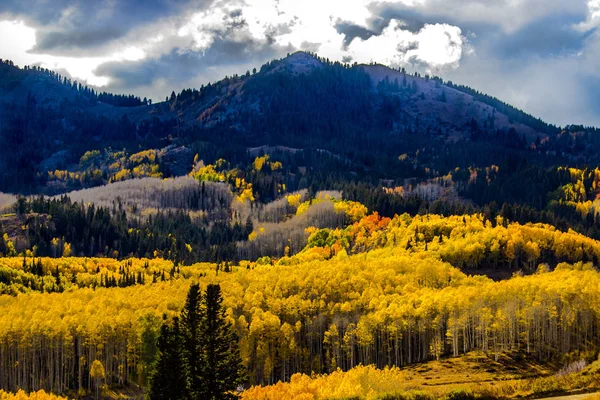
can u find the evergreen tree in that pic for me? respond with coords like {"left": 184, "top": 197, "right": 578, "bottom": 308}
{"left": 199, "top": 284, "right": 245, "bottom": 399}
{"left": 180, "top": 283, "right": 203, "bottom": 398}
{"left": 148, "top": 317, "right": 188, "bottom": 400}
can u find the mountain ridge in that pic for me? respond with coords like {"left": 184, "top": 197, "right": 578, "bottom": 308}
{"left": 153, "top": 51, "right": 557, "bottom": 140}
{"left": 0, "top": 51, "right": 561, "bottom": 136}
{"left": 0, "top": 52, "right": 597, "bottom": 196}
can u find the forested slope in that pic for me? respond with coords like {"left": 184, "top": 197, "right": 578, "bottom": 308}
{"left": 0, "top": 52, "right": 596, "bottom": 200}
{"left": 1, "top": 212, "right": 600, "bottom": 396}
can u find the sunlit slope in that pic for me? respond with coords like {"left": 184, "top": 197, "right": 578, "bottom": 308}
{"left": 1, "top": 213, "right": 600, "bottom": 393}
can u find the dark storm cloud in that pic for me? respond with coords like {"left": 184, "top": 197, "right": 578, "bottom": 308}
{"left": 35, "top": 28, "right": 128, "bottom": 52}
{"left": 96, "top": 55, "right": 174, "bottom": 88}
{"left": 334, "top": 20, "right": 376, "bottom": 48}
{"left": 96, "top": 36, "right": 293, "bottom": 90}
{"left": 495, "top": 13, "right": 595, "bottom": 59}
{"left": 370, "top": 15, "right": 426, "bottom": 35}
{"left": 0, "top": 0, "right": 213, "bottom": 55}
{"left": 0, "top": 0, "right": 79, "bottom": 25}
{"left": 366, "top": 3, "right": 432, "bottom": 34}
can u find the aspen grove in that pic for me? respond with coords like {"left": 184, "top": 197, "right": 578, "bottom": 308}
{"left": 0, "top": 213, "right": 600, "bottom": 393}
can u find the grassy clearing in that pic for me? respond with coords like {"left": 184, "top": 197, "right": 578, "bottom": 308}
{"left": 242, "top": 352, "right": 600, "bottom": 400}
{"left": 398, "top": 352, "right": 553, "bottom": 389}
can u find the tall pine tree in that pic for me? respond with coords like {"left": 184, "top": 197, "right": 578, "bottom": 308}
{"left": 199, "top": 284, "right": 246, "bottom": 400}
{"left": 148, "top": 316, "right": 189, "bottom": 400}
{"left": 180, "top": 283, "right": 204, "bottom": 398}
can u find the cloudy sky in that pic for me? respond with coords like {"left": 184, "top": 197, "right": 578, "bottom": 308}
{"left": 1, "top": 0, "right": 599, "bottom": 127}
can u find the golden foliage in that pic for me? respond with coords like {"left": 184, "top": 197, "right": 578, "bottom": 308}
{"left": 128, "top": 149, "right": 157, "bottom": 164}
{"left": 237, "top": 186, "right": 255, "bottom": 203}
{"left": 90, "top": 360, "right": 105, "bottom": 379}
{"left": 298, "top": 212, "right": 600, "bottom": 270}
{"left": 190, "top": 163, "right": 225, "bottom": 182}
{"left": 51, "top": 148, "right": 163, "bottom": 186}
{"left": 286, "top": 193, "right": 303, "bottom": 208}
{"left": 242, "top": 365, "right": 409, "bottom": 400}
{"left": 0, "top": 390, "right": 67, "bottom": 400}
{"left": 3, "top": 213, "right": 600, "bottom": 392}
{"left": 190, "top": 159, "right": 256, "bottom": 203}
{"left": 2, "top": 243, "right": 600, "bottom": 389}
{"left": 553, "top": 167, "right": 600, "bottom": 218}
{"left": 252, "top": 155, "right": 282, "bottom": 172}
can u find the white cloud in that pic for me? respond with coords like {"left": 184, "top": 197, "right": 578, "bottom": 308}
{"left": 347, "top": 20, "right": 465, "bottom": 70}
{"left": 0, "top": 20, "right": 36, "bottom": 63}
{"left": 575, "top": 0, "right": 600, "bottom": 30}
{"left": 0, "top": 20, "right": 147, "bottom": 86}
{"left": 0, "top": 1, "right": 471, "bottom": 90}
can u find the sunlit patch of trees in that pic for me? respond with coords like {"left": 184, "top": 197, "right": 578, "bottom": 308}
{"left": 548, "top": 167, "right": 600, "bottom": 220}
{"left": 0, "top": 257, "right": 194, "bottom": 295}
{"left": 297, "top": 212, "right": 600, "bottom": 272}
{"left": 238, "top": 192, "right": 368, "bottom": 260}
{"left": 47, "top": 148, "right": 165, "bottom": 190}
{"left": 0, "top": 390, "right": 67, "bottom": 400}
{"left": 241, "top": 358, "right": 600, "bottom": 400}
{"left": 190, "top": 155, "right": 286, "bottom": 204}
{"left": 242, "top": 365, "right": 409, "bottom": 400}
{"left": 2, "top": 213, "right": 600, "bottom": 393}
{"left": 0, "top": 255, "right": 598, "bottom": 391}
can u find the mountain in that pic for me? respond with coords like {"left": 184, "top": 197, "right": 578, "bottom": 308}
{"left": 1, "top": 52, "right": 599, "bottom": 210}
{"left": 0, "top": 51, "right": 571, "bottom": 135}
{"left": 135, "top": 51, "right": 556, "bottom": 142}
{"left": 165, "top": 51, "right": 553, "bottom": 141}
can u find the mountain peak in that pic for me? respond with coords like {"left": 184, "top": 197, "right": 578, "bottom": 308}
{"left": 271, "top": 51, "right": 323, "bottom": 74}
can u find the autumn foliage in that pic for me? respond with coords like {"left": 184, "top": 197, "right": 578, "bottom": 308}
{"left": 0, "top": 390, "right": 66, "bottom": 400}
{"left": 1, "top": 212, "right": 600, "bottom": 396}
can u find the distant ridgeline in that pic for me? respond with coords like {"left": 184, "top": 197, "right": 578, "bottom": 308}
{"left": 444, "top": 80, "right": 555, "bottom": 134}
{"left": 0, "top": 59, "right": 178, "bottom": 191}
{"left": 0, "top": 59, "right": 148, "bottom": 107}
